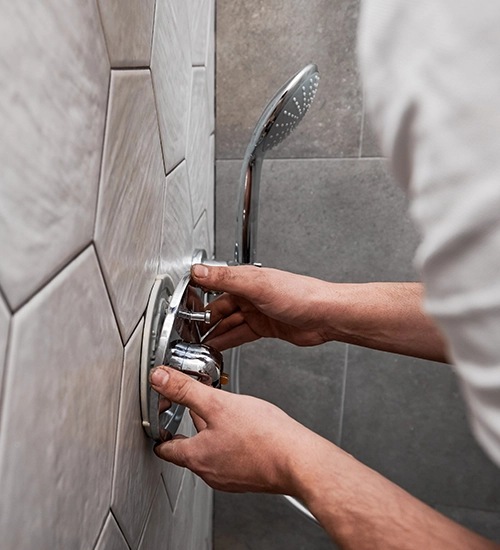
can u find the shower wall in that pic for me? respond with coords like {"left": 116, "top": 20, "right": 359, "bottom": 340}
{"left": 0, "top": 2, "right": 214, "bottom": 549}
{"left": 215, "top": 0, "right": 500, "bottom": 548}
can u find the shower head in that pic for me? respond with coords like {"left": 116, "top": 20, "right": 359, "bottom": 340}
{"left": 248, "top": 63, "right": 320, "bottom": 155}
{"left": 235, "top": 63, "right": 320, "bottom": 265}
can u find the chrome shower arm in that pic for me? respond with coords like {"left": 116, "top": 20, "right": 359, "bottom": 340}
{"left": 234, "top": 150, "right": 264, "bottom": 265}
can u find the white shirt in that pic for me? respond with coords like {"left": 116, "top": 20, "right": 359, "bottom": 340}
{"left": 358, "top": 0, "right": 500, "bottom": 467}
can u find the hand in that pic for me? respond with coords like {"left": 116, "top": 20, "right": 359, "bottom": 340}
{"left": 149, "top": 365, "right": 331, "bottom": 495}
{"left": 191, "top": 264, "right": 336, "bottom": 350}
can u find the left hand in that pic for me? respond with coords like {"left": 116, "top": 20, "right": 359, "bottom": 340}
{"left": 149, "top": 366, "right": 333, "bottom": 495}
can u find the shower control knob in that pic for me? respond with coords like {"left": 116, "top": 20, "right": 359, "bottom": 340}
{"left": 169, "top": 340, "right": 223, "bottom": 387}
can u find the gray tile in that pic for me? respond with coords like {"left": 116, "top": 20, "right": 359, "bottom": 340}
{"left": 239, "top": 339, "right": 346, "bottom": 444}
{"left": 95, "top": 70, "right": 164, "bottom": 343}
{"left": 98, "top": 0, "right": 155, "bottom": 67}
{"left": 360, "top": 108, "right": 383, "bottom": 158}
{"left": 192, "top": 476, "right": 213, "bottom": 550}
{"left": 0, "top": 2, "right": 109, "bottom": 309}
{"left": 94, "top": 514, "right": 129, "bottom": 550}
{"left": 187, "top": 67, "right": 212, "bottom": 224}
{"left": 341, "top": 346, "right": 500, "bottom": 511}
{"left": 206, "top": 3, "right": 215, "bottom": 132}
{"left": 111, "top": 320, "right": 163, "bottom": 550}
{"left": 215, "top": 0, "right": 362, "bottom": 160}
{"left": 160, "top": 161, "right": 194, "bottom": 285}
{"left": 188, "top": 0, "right": 212, "bottom": 66}
{"left": 138, "top": 481, "right": 173, "bottom": 550}
{"left": 162, "top": 410, "right": 192, "bottom": 512}
{"left": 0, "top": 248, "right": 123, "bottom": 550}
{"left": 169, "top": 470, "right": 197, "bottom": 550}
{"left": 152, "top": 0, "right": 192, "bottom": 174}
{"left": 214, "top": 492, "right": 336, "bottom": 550}
{"left": 194, "top": 210, "right": 213, "bottom": 259}
{"left": 0, "top": 294, "right": 10, "bottom": 396}
{"left": 216, "top": 158, "right": 420, "bottom": 282}
{"left": 434, "top": 505, "right": 500, "bottom": 543}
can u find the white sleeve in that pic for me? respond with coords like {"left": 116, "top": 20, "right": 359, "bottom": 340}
{"left": 358, "top": 0, "right": 500, "bottom": 466}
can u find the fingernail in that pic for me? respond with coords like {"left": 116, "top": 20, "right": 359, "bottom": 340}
{"left": 150, "top": 367, "right": 169, "bottom": 387}
{"left": 192, "top": 264, "right": 209, "bottom": 279}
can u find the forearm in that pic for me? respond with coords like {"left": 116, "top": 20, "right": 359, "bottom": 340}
{"left": 291, "top": 439, "right": 499, "bottom": 550}
{"left": 318, "top": 282, "right": 449, "bottom": 363}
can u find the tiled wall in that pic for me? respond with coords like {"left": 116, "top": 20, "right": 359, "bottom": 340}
{"left": 214, "top": 0, "right": 500, "bottom": 548}
{"left": 0, "top": 2, "right": 214, "bottom": 549}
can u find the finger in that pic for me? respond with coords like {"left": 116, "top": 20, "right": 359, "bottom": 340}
{"left": 149, "top": 366, "right": 216, "bottom": 418}
{"left": 190, "top": 410, "right": 207, "bottom": 432}
{"left": 204, "top": 310, "right": 247, "bottom": 341}
{"left": 203, "top": 293, "right": 241, "bottom": 326}
{"left": 191, "top": 264, "right": 267, "bottom": 301}
{"left": 205, "top": 323, "right": 260, "bottom": 351}
{"left": 154, "top": 435, "right": 191, "bottom": 467}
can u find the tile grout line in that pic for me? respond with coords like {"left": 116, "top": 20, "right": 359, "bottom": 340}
{"left": 215, "top": 156, "right": 387, "bottom": 162}
{"left": 336, "top": 343, "right": 349, "bottom": 448}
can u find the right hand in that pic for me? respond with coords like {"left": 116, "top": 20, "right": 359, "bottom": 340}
{"left": 191, "top": 264, "right": 335, "bottom": 350}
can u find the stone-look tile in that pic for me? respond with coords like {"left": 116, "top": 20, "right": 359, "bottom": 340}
{"left": 152, "top": 0, "right": 192, "bottom": 174}
{"left": 98, "top": 0, "right": 155, "bottom": 67}
{"left": 341, "top": 346, "right": 500, "bottom": 511}
{"left": 95, "top": 70, "right": 164, "bottom": 343}
{"left": 0, "top": 294, "right": 10, "bottom": 394}
{"left": 435, "top": 505, "right": 500, "bottom": 543}
{"left": 112, "top": 320, "right": 164, "bottom": 549}
{"left": 214, "top": 492, "right": 336, "bottom": 550}
{"left": 160, "top": 161, "right": 194, "bottom": 284}
{"left": 192, "top": 476, "right": 213, "bottom": 550}
{"left": 162, "top": 409, "right": 192, "bottom": 511}
{"left": 207, "top": 134, "right": 215, "bottom": 251}
{"left": 0, "top": 2, "right": 109, "bottom": 309}
{"left": 138, "top": 482, "right": 173, "bottom": 550}
{"left": 206, "top": 3, "right": 216, "bottom": 132}
{"left": 239, "top": 339, "right": 346, "bottom": 444}
{"left": 94, "top": 514, "right": 130, "bottom": 550}
{"left": 216, "top": 0, "right": 362, "bottom": 160}
{"left": 194, "top": 210, "right": 212, "bottom": 259}
{"left": 187, "top": 68, "right": 212, "bottom": 224}
{"left": 360, "top": 108, "right": 383, "bottom": 158}
{"left": 216, "top": 158, "right": 420, "bottom": 283}
{"left": 0, "top": 248, "right": 123, "bottom": 550}
{"left": 169, "top": 470, "right": 197, "bottom": 550}
{"left": 188, "top": 0, "right": 212, "bottom": 66}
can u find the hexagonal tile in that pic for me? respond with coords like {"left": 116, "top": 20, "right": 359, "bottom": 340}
{"left": 160, "top": 161, "right": 194, "bottom": 284}
{"left": 188, "top": 0, "right": 211, "bottom": 66}
{"left": 95, "top": 70, "right": 164, "bottom": 343}
{"left": 98, "top": 0, "right": 155, "bottom": 67}
{"left": 187, "top": 67, "right": 212, "bottom": 224}
{"left": 0, "top": 293, "right": 10, "bottom": 394}
{"left": 138, "top": 481, "right": 173, "bottom": 550}
{"left": 151, "top": 0, "right": 192, "bottom": 174}
{"left": 0, "top": 248, "right": 123, "bottom": 550}
{"left": 111, "top": 319, "right": 163, "bottom": 549}
{"left": 162, "top": 409, "right": 192, "bottom": 512}
{"left": 0, "top": 2, "right": 109, "bottom": 309}
{"left": 94, "top": 513, "right": 129, "bottom": 550}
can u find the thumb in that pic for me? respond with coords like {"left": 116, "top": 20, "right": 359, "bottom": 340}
{"left": 191, "top": 263, "right": 264, "bottom": 300}
{"left": 149, "top": 366, "right": 213, "bottom": 418}
{"left": 154, "top": 434, "right": 192, "bottom": 467}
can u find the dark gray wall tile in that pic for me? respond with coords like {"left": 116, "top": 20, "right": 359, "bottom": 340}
{"left": 341, "top": 346, "right": 500, "bottom": 511}
{"left": 214, "top": 492, "right": 337, "bottom": 549}
{"left": 360, "top": 109, "right": 383, "bottom": 158}
{"left": 216, "top": 0, "right": 362, "bottom": 159}
{"left": 216, "top": 158, "right": 420, "bottom": 282}
{"left": 239, "top": 338, "right": 347, "bottom": 444}
{"left": 435, "top": 505, "right": 500, "bottom": 543}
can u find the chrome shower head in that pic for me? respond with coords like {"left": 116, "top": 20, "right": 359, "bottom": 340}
{"left": 235, "top": 63, "right": 320, "bottom": 265}
{"left": 251, "top": 63, "right": 320, "bottom": 154}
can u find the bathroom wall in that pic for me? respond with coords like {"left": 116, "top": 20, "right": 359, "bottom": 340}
{"left": 0, "top": 2, "right": 214, "bottom": 549}
{"left": 215, "top": 0, "right": 500, "bottom": 548}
